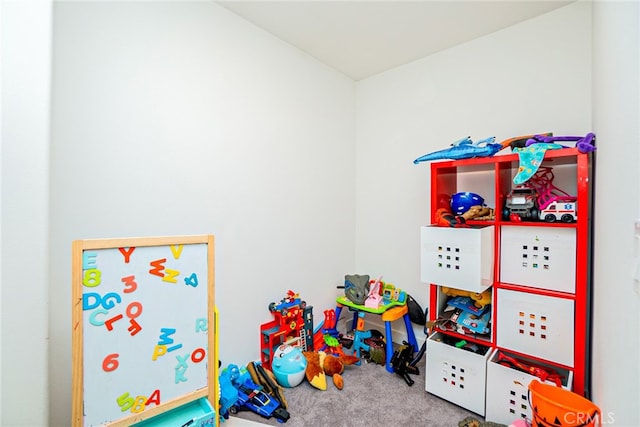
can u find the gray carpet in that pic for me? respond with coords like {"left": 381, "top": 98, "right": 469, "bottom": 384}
{"left": 231, "top": 357, "right": 481, "bottom": 427}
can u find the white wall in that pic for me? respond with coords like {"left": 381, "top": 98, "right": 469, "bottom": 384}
{"left": 48, "top": 2, "right": 355, "bottom": 425}
{"left": 1, "top": 1, "right": 52, "bottom": 426}
{"left": 355, "top": 2, "right": 592, "bottom": 341}
{"left": 591, "top": 1, "right": 640, "bottom": 425}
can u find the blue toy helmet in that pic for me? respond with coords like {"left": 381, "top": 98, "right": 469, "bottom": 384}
{"left": 450, "top": 192, "right": 485, "bottom": 215}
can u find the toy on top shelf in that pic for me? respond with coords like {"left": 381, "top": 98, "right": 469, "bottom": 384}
{"left": 525, "top": 132, "right": 596, "bottom": 153}
{"left": 413, "top": 136, "right": 503, "bottom": 164}
{"left": 512, "top": 132, "right": 595, "bottom": 185}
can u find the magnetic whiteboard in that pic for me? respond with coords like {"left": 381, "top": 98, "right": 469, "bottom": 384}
{"left": 72, "top": 235, "right": 216, "bottom": 427}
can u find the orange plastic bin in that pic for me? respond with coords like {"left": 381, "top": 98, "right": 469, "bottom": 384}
{"left": 529, "top": 380, "right": 601, "bottom": 427}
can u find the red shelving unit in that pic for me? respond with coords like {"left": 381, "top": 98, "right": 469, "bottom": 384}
{"left": 421, "top": 148, "right": 593, "bottom": 420}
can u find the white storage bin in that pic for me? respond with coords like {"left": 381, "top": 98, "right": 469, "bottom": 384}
{"left": 500, "top": 226, "right": 576, "bottom": 293}
{"left": 425, "top": 332, "right": 491, "bottom": 416}
{"left": 485, "top": 349, "right": 573, "bottom": 426}
{"left": 421, "top": 225, "right": 494, "bottom": 293}
{"left": 496, "top": 289, "right": 574, "bottom": 367}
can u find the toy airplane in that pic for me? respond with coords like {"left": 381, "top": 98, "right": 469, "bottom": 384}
{"left": 413, "top": 136, "right": 503, "bottom": 164}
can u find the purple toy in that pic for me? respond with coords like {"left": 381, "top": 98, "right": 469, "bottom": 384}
{"left": 525, "top": 132, "right": 596, "bottom": 153}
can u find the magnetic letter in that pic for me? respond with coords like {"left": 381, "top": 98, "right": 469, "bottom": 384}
{"left": 195, "top": 318, "right": 207, "bottom": 332}
{"left": 175, "top": 366, "right": 188, "bottom": 384}
{"left": 104, "top": 314, "right": 124, "bottom": 331}
{"left": 152, "top": 345, "right": 167, "bottom": 361}
{"left": 89, "top": 308, "right": 109, "bottom": 326}
{"left": 167, "top": 343, "right": 183, "bottom": 352}
{"left": 128, "top": 319, "right": 142, "bottom": 336}
{"left": 149, "top": 258, "right": 166, "bottom": 277}
{"left": 146, "top": 389, "right": 161, "bottom": 407}
{"left": 158, "top": 328, "right": 176, "bottom": 345}
{"left": 162, "top": 268, "right": 179, "bottom": 284}
{"left": 126, "top": 301, "right": 142, "bottom": 319}
{"left": 101, "top": 292, "right": 122, "bottom": 310}
{"left": 175, "top": 353, "right": 189, "bottom": 370}
{"left": 191, "top": 348, "right": 206, "bottom": 363}
{"left": 130, "top": 396, "right": 146, "bottom": 413}
{"left": 83, "top": 293, "right": 101, "bottom": 310}
{"left": 170, "top": 245, "right": 183, "bottom": 260}
{"left": 118, "top": 247, "right": 135, "bottom": 263}
{"left": 82, "top": 251, "right": 98, "bottom": 270}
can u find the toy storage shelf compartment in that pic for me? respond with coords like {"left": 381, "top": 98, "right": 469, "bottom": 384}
{"left": 432, "top": 286, "right": 493, "bottom": 343}
{"left": 425, "top": 332, "right": 491, "bottom": 416}
{"left": 500, "top": 225, "right": 576, "bottom": 293}
{"left": 496, "top": 288, "right": 575, "bottom": 367}
{"left": 485, "top": 349, "right": 573, "bottom": 426}
{"left": 420, "top": 225, "right": 494, "bottom": 293}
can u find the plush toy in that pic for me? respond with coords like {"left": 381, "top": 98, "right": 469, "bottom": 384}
{"left": 461, "top": 205, "right": 495, "bottom": 221}
{"left": 302, "top": 351, "right": 360, "bottom": 391}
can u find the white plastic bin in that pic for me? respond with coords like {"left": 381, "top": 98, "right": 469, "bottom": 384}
{"left": 500, "top": 226, "right": 576, "bottom": 293}
{"left": 485, "top": 349, "right": 573, "bottom": 426}
{"left": 421, "top": 225, "right": 494, "bottom": 293}
{"left": 425, "top": 332, "right": 491, "bottom": 416}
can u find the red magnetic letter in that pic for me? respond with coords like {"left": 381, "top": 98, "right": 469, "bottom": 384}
{"left": 149, "top": 258, "right": 166, "bottom": 277}
{"left": 118, "top": 247, "right": 136, "bottom": 263}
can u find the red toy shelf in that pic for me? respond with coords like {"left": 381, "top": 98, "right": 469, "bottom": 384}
{"left": 422, "top": 148, "right": 593, "bottom": 418}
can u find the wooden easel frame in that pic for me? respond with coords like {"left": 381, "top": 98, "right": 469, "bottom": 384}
{"left": 71, "top": 235, "right": 216, "bottom": 427}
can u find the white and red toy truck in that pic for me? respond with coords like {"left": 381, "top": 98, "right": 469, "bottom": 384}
{"left": 539, "top": 198, "right": 577, "bottom": 223}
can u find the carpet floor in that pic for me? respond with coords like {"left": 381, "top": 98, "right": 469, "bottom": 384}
{"left": 231, "top": 357, "right": 492, "bottom": 427}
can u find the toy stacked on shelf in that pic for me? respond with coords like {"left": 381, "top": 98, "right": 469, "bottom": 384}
{"left": 419, "top": 137, "right": 593, "bottom": 422}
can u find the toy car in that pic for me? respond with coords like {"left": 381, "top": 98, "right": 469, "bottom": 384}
{"left": 229, "top": 381, "right": 290, "bottom": 423}
{"left": 268, "top": 291, "right": 306, "bottom": 315}
{"left": 539, "top": 199, "right": 577, "bottom": 223}
{"left": 503, "top": 185, "right": 539, "bottom": 220}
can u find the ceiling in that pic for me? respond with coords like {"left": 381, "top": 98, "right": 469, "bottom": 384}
{"left": 217, "top": 1, "right": 575, "bottom": 80}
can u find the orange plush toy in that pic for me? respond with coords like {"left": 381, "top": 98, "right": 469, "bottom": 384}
{"left": 302, "top": 351, "right": 360, "bottom": 391}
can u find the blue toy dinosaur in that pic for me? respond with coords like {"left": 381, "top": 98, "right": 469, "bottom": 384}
{"left": 413, "top": 136, "right": 503, "bottom": 164}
